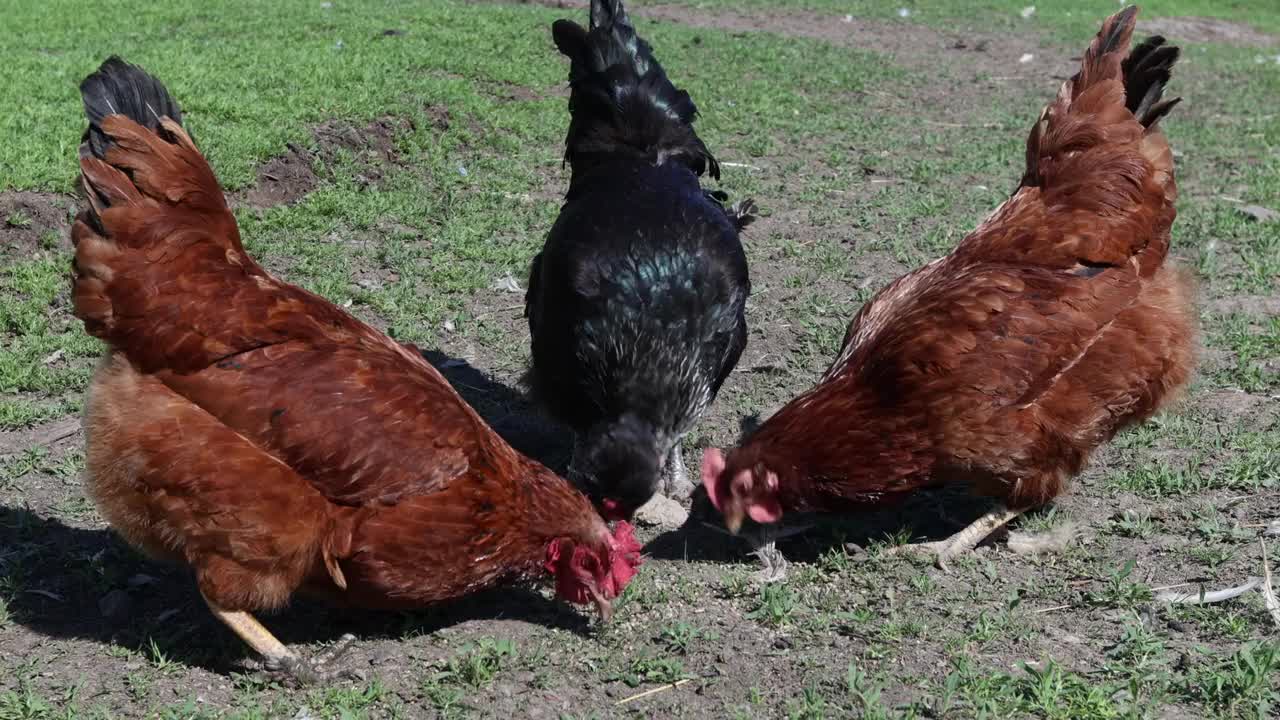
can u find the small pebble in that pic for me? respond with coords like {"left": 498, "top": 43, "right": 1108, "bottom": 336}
{"left": 633, "top": 494, "right": 689, "bottom": 529}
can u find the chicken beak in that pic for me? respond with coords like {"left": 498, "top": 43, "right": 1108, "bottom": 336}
{"left": 591, "top": 589, "right": 613, "bottom": 624}
{"left": 724, "top": 507, "right": 744, "bottom": 535}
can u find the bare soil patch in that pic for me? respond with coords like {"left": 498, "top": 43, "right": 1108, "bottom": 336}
{"left": 0, "top": 417, "right": 80, "bottom": 458}
{"left": 1139, "top": 16, "right": 1278, "bottom": 47}
{"left": 235, "top": 116, "right": 413, "bottom": 209}
{"left": 513, "top": 0, "right": 1064, "bottom": 89}
{"left": 1206, "top": 294, "right": 1280, "bottom": 317}
{"left": 647, "top": 5, "right": 1051, "bottom": 81}
{"left": 0, "top": 191, "right": 75, "bottom": 255}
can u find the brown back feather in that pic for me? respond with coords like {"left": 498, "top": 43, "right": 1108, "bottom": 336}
{"left": 726, "top": 7, "right": 1194, "bottom": 514}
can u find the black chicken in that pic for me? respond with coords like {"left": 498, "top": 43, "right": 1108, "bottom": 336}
{"left": 526, "top": 0, "right": 752, "bottom": 520}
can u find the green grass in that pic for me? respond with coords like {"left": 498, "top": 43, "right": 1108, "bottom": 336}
{"left": 2, "top": 0, "right": 911, "bottom": 363}
{"left": 2, "top": 0, "right": 897, "bottom": 191}
{"left": 0, "top": 251, "right": 100, "bottom": 429}
{"left": 647, "top": 0, "right": 1280, "bottom": 37}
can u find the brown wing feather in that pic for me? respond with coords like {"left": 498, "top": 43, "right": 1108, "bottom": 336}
{"left": 71, "top": 113, "right": 502, "bottom": 504}
{"left": 156, "top": 341, "right": 485, "bottom": 505}
{"left": 84, "top": 354, "right": 355, "bottom": 611}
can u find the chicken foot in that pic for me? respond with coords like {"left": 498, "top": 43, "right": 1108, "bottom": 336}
{"left": 202, "top": 593, "right": 359, "bottom": 685}
{"left": 702, "top": 521, "right": 813, "bottom": 583}
{"left": 660, "top": 443, "right": 695, "bottom": 499}
{"left": 886, "top": 503, "right": 1026, "bottom": 571}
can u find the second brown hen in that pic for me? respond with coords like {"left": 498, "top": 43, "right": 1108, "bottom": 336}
{"left": 701, "top": 6, "right": 1197, "bottom": 568}
{"left": 71, "top": 58, "right": 641, "bottom": 683}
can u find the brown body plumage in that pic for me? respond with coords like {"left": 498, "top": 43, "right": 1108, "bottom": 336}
{"left": 702, "top": 7, "right": 1197, "bottom": 561}
{"left": 71, "top": 58, "right": 640, "bottom": 678}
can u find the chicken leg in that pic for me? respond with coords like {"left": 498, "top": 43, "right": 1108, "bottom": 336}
{"left": 202, "top": 593, "right": 358, "bottom": 685}
{"left": 886, "top": 503, "right": 1026, "bottom": 571}
{"left": 660, "top": 443, "right": 695, "bottom": 499}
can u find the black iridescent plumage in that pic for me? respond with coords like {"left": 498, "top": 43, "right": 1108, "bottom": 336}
{"left": 526, "top": 0, "right": 751, "bottom": 518}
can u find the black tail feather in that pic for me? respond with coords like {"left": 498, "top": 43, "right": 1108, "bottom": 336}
{"left": 552, "top": 0, "right": 718, "bottom": 178}
{"left": 1122, "top": 35, "right": 1182, "bottom": 128}
{"left": 590, "top": 0, "right": 633, "bottom": 34}
{"left": 80, "top": 57, "right": 183, "bottom": 160}
{"left": 706, "top": 190, "right": 757, "bottom": 232}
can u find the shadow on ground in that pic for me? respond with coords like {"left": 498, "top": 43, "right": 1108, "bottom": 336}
{"left": 0, "top": 509, "right": 590, "bottom": 675}
{"left": 421, "top": 348, "right": 574, "bottom": 474}
{"left": 645, "top": 486, "right": 1011, "bottom": 565}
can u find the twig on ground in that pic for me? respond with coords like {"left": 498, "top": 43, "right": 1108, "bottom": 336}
{"left": 924, "top": 120, "right": 1007, "bottom": 129}
{"left": 615, "top": 679, "right": 692, "bottom": 706}
{"left": 1151, "top": 582, "right": 1194, "bottom": 593}
{"left": 7, "top": 418, "right": 80, "bottom": 452}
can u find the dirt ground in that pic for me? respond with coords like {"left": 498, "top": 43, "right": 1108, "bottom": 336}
{"left": 2, "top": 2, "right": 1278, "bottom": 718}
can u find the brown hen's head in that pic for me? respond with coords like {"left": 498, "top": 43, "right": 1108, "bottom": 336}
{"left": 544, "top": 521, "right": 643, "bottom": 622}
{"left": 700, "top": 447, "right": 783, "bottom": 534}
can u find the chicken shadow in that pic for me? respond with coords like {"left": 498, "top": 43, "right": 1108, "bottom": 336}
{"left": 645, "top": 478, "right": 1007, "bottom": 565}
{"left": 0, "top": 505, "right": 594, "bottom": 676}
{"left": 420, "top": 349, "right": 574, "bottom": 473}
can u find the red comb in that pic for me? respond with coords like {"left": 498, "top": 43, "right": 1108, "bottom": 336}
{"left": 603, "top": 521, "right": 643, "bottom": 598}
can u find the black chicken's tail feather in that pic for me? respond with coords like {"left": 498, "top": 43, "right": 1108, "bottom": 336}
{"left": 1121, "top": 35, "right": 1182, "bottom": 128}
{"left": 80, "top": 56, "right": 184, "bottom": 160}
{"left": 728, "top": 199, "right": 758, "bottom": 232}
{"left": 553, "top": 0, "right": 718, "bottom": 178}
{"left": 706, "top": 190, "right": 757, "bottom": 232}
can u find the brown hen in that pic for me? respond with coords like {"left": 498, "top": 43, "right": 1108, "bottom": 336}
{"left": 701, "top": 6, "right": 1197, "bottom": 568}
{"left": 71, "top": 58, "right": 641, "bottom": 682}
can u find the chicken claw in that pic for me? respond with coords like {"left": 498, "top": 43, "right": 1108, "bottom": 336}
{"left": 203, "top": 593, "right": 360, "bottom": 686}
{"left": 752, "top": 536, "right": 789, "bottom": 584}
{"left": 263, "top": 634, "right": 361, "bottom": 686}
{"left": 886, "top": 503, "right": 1026, "bottom": 571}
{"left": 702, "top": 520, "right": 812, "bottom": 583}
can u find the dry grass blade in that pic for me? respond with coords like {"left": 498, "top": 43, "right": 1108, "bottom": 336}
{"left": 1156, "top": 578, "right": 1261, "bottom": 604}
